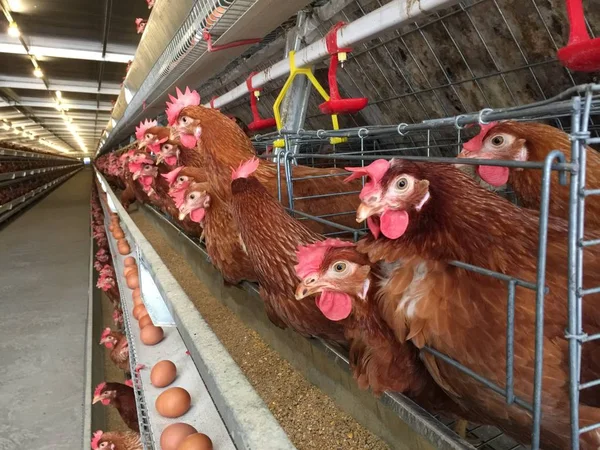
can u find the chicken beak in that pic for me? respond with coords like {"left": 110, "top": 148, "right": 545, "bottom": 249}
{"left": 132, "top": 170, "right": 141, "bottom": 180}
{"left": 155, "top": 153, "right": 164, "bottom": 164}
{"left": 356, "top": 203, "right": 377, "bottom": 223}
{"left": 295, "top": 279, "right": 324, "bottom": 300}
{"left": 178, "top": 207, "right": 188, "bottom": 221}
{"left": 137, "top": 140, "right": 146, "bottom": 149}
{"left": 92, "top": 394, "right": 105, "bottom": 405}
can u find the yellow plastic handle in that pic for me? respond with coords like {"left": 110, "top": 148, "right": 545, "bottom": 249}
{"left": 272, "top": 51, "right": 345, "bottom": 146}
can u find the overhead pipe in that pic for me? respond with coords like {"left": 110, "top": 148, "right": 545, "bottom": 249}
{"left": 204, "top": 0, "right": 459, "bottom": 110}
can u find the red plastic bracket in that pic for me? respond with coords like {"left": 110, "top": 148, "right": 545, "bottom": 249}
{"left": 245, "top": 72, "right": 276, "bottom": 132}
{"left": 202, "top": 31, "right": 261, "bottom": 53}
{"left": 320, "top": 22, "right": 368, "bottom": 115}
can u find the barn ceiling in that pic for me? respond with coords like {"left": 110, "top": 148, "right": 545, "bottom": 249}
{"left": 0, "top": 0, "right": 150, "bottom": 156}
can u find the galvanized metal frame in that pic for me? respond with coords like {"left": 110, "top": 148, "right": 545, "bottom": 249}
{"left": 0, "top": 167, "right": 81, "bottom": 223}
{"left": 272, "top": 84, "right": 600, "bottom": 450}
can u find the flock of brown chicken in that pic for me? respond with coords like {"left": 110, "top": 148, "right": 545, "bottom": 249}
{"left": 94, "top": 86, "right": 600, "bottom": 450}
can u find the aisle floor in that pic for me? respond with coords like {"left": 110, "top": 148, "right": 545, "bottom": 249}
{"left": 0, "top": 169, "right": 91, "bottom": 450}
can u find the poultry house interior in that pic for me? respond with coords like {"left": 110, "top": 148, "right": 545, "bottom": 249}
{"left": 0, "top": 0, "right": 599, "bottom": 449}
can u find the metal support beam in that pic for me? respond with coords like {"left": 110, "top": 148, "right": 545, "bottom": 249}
{"left": 280, "top": 13, "right": 312, "bottom": 156}
{"left": 0, "top": 35, "right": 134, "bottom": 63}
{"left": 0, "top": 98, "right": 113, "bottom": 111}
{"left": 0, "top": 76, "right": 121, "bottom": 95}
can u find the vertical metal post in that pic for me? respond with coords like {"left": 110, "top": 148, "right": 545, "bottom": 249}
{"left": 567, "top": 95, "right": 582, "bottom": 450}
{"left": 506, "top": 279, "right": 516, "bottom": 405}
{"left": 280, "top": 11, "right": 312, "bottom": 156}
{"left": 531, "top": 149, "right": 567, "bottom": 450}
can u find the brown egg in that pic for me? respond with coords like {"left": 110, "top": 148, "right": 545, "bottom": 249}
{"left": 126, "top": 272, "right": 139, "bottom": 289}
{"left": 113, "top": 229, "right": 124, "bottom": 239}
{"left": 161, "top": 423, "right": 198, "bottom": 450}
{"left": 151, "top": 360, "right": 177, "bottom": 387}
{"left": 155, "top": 387, "right": 190, "bottom": 418}
{"left": 124, "top": 266, "right": 136, "bottom": 277}
{"left": 133, "top": 296, "right": 143, "bottom": 307}
{"left": 118, "top": 242, "right": 131, "bottom": 255}
{"left": 132, "top": 287, "right": 141, "bottom": 300}
{"left": 139, "top": 314, "right": 153, "bottom": 329}
{"left": 109, "top": 224, "right": 114, "bottom": 232}
{"left": 133, "top": 304, "right": 147, "bottom": 320}
{"left": 141, "top": 325, "right": 164, "bottom": 346}
{"left": 124, "top": 256, "right": 136, "bottom": 267}
{"left": 177, "top": 433, "right": 213, "bottom": 450}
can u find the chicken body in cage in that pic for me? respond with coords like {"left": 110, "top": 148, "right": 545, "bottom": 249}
{"left": 350, "top": 159, "right": 600, "bottom": 450}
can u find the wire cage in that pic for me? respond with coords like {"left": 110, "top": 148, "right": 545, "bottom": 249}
{"left": 250, "top": 84, "right": 599, "bottom": 450}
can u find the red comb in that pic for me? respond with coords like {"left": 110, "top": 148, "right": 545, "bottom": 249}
{"left": 100, "top": 328, "right": 111, "bottom": 340}
{"left": 462, "top": 122, "right": 499, "bottom": 153}
{"left": 162, "top": 166, "right": 183, "bottom": 185}
{"left": 231, "top": 157, "right": 259, "bottom": 180}
{"left": 166, "top": 87, "right": 201, "bottom": 126}
{"left": 94, "top": 382, "right": 106, "bottom": 397}
{"left": 135, "top": 364, "right": 146, "bottom": 373}
{"left": 344, "top": 159, "right": 390, "bottom": 200}
{"left": 295, "top": 239, "right": 355, "bottom": 279}
{"left": 91, "top": 430, "right": 103, "bottom": 449}
{"left": 135, "top": 119, "right": 157, "bottom": 141}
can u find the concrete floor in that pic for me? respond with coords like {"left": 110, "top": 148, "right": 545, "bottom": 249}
{"left": 0, "top": 169, "right": 91, "bottom": 450}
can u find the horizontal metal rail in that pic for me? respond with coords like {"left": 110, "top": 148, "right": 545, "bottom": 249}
{"left": 0, "top": 146, "right": 76, "bottom": 161}
{"left": 0, "top": 168, "right": 81, "bottom": 222}
{"left": 0, "top": 164, "right": 79, "bottom": 183}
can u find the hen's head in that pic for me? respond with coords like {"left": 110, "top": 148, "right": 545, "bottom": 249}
{"left": 345, "top": 159, "right": 432, "bottom": 240}
{"left": 93, "top": 382, "right": 117, "bottom": 406}
{"left": 156, "top": 141, "right": 180, "bottom": 166}
{"left": 165, "top": 87, "right": 203, "bottom": 148}
{"left": 178, "top": 182, "right": 210, "bottom": 223}
{"left": 99, "top": 327, "right": 118, "bottom": 349}
{"left": 458, "top": 121, "right": 527, "bottom": 186}
{"left": 294, "top": 239, "right": 365, "bottom": 321}
{"left": 167, "top": 86, "right": 249, "bottom": 152}
{"left": 138, "top": 125, "right": 171, "bottom": 153}
{"left": 91, "top": 430, "right": 117, "bottom": 450}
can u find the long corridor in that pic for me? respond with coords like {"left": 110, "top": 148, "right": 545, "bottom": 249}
{"left": 0, "top": 169, "right": 91, "bottom": 450}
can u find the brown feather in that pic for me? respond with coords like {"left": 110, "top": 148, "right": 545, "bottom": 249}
{"left": 358, "top": 161, "right": 600, "bottom": 450}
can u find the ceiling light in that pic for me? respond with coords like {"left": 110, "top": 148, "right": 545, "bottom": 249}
{"left": 55, "top": 91, "right": 62, "bottom": 99}
{"left": 33, "top": 67, "right": 43, "bottom": 78}
{"left": 8, "top": 22, "right": 20, "bottom": 38}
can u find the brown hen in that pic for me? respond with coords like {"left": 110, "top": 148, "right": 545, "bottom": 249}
{"left": 294, "top": 239, "right": 473, "bottom": 433}
{"left": 459, "top": 121, "right": 600, "bottom": 229}
{"left": 91, "top": 430, "right": 142, "bottom": 450}
{"left": 93, "top": 381, "right": 139, "bottom": 432}
{"left": 352, "top": 159, "right": 600, "bottom": 450}
{"left": 100, "top": 327, "right": 130, "bottom": 373}
{"left": 178, "top": 180, "right": 256, "bottom": 283}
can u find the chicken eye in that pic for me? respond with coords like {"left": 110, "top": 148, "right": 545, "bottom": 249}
{"left": 144, "top": 165, "right": 151, "bottom": 170}
{"left": 189, "top": 193, "right": 196, "bottom": 200}
{"left": 180, "top": 116, "right": 190, "bottom": 125}
{"left": 333, "top": 262, "right": 347, "bottom": 273}
{"left": 145, "top": 133, "right": 152, "bottom": 140}
{"left": 178, "top": 176, "right": 185, "bottom": 182}
{"left": 491, "top": 135, "right": 504, "bottom": 146}
{"left": 163, "top": 145, "right": 172, "bottom": 151}
{"left": 396, "top": 177, "right": 409, "bottom": 191}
